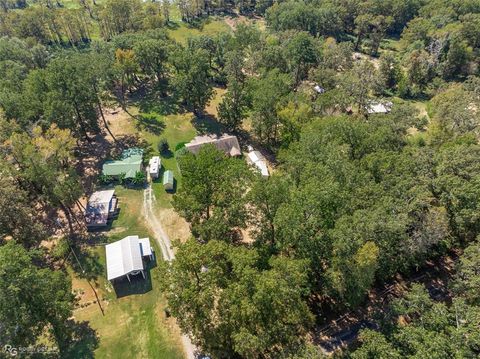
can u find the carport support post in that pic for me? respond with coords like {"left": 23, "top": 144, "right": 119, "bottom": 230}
{"left": 127, "top": 274, "right": 131, "bottom": 282}
{"left": 141, "top": 270, "right": 145, "bottom": 279}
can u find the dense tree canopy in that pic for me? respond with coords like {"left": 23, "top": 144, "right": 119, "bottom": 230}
{"left": 351, "top": 242, "right": 480, "bottom": 358}
{"left": 2, "top": 0, "right": 480, "bottom": 357}
{"left": 0, "top": 241, "right": 75, "bottom": 353}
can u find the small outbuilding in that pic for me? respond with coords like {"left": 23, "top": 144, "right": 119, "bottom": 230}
{"left": 163, "top": 170, "right": 174, "bottom": 190}
{"left": 105, "top": 235, "right": 154, "bottom": 282}
{"left": 314, "top": 85, "right": 325, "bottom": 94}
{"left": 149, "top": 156, "right": 161, "bottom": 179}
{"left": 246, "top": 149, "right": 269, "bottom": 177}
{"left": 366, "top": 101, "right": 393, "bottom": 114}
{"left": 85, "top": 190, "right": 118, "bottom": 229}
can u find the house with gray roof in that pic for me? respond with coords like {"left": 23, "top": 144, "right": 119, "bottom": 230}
{"left": 85, "top": 189, "right": 118, "bottom": 229}
{"left": 185, "top": 134, "right": 241, "bottom": 157}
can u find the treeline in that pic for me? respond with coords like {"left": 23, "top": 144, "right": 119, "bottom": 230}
{"left": 0, "top": 0, "right": 169, "bottom": 45}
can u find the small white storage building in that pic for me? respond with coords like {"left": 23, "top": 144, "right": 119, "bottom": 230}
{"left": 163, "top": 170, "right": 174, "bottom": 190}
{"left": 246, "top": 150, "right": 269, "bottom": 177}
{"left": 314, "top": 85, "right": 325, "bottom": 94}
{"left": 149, "top": 156, "right": 161, "bottom": 179}
{"left": 366, "top": 101, "right": 393, "bottom": 114}
{"left": 105, "top": 235, "right": 153, "bottom": 282}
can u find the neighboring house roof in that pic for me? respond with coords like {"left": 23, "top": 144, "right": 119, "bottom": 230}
{"left": 163, "top": 170, "right": 174, "bottom": 185}
{"left": 105, "top": 235, "right": 150, "bottom": 281}
{"left": 102, "top": 148, "right": 143, "bottom": 178}
{"left": 185, "top": 134, "right": 241, "bottom": 157}
{"left": 149, "top": 156, "right": 160, "bottom": 174}
{"left": 85, "top": 190, "right": 115, "bottom": 227}
{"left": 247, "top": 150, "right": 269, "bottom": 177}
{"left": 366, "top": 101, "right": 393, "bottom": 114}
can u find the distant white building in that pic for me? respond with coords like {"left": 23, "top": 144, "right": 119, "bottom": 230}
{"left": 366, "top": 101, "right": 393, "bottom": 114}
{"left": 149, "top": 156, "right": 161, "bottom": 179}
{"left": 105, "top": 236, "right": 154, "bottom": 282}
{"left": 314, "top": 85, "right": 325, "bottom": 94}
{"left": 246, "top": 146, "right": 269, "bottom": 177}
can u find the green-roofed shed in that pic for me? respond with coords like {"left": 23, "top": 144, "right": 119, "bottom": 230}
{"left": 163, "top": 170, "right": 174, "bottom": 190}
{"left": 102, "top": 148, "right": 143, "bottom": 179}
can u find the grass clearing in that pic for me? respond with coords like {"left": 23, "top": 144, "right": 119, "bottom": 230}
{"left": 71, "top": 185, "right": 185, "bottom": 358}
{"left": 167, "top": 8, "right": 232, "bottom": 44}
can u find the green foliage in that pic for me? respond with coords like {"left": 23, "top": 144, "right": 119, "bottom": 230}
{"left": 159, "top": 239, "right": 314, "bottom": 358}
{"left": 99, "top": 173, "right": 114, "bottom": 184}
{"left": 0, "top": 166, "right": 45, "bottom": 247}
{"left": 218, "top": 50, "right": 250, "bottom": 131}
{"left": 351, "top": 281, "right": 480, "bottom": 358}
{"left": 451, "top": 239, "right": 480, "bottom": 304}
{"left": 0, "top": 241, "right": 75, "bottom": 352}
{"left": 4, "top": 125, "right": 82, "bottom": 221}
{"left": 249, "top": 69, "right": 292, "bottom": 146}
{"left": 339, "top": 59, "right": 384, "bottom": 116}
{"left": 171, "top": 46, "right": 213, "bottom": 114}
{"left": 2, "top": 1, "right": 480, "bottom": 357}
{"left": 173, "top": 145, "right": 251, "bottom": 242}
{"left": 158, "top": 138, "right": 170, "bottom": 153}
{"left": 131, "top": 170, "right": 146, "bottom": 185}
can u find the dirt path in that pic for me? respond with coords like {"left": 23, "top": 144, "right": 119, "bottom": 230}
{"left": 142, "top": 176, "right": 197, "bottom": 359}
{"left": 143, "top": 183, "right": 174, "bottom": 261}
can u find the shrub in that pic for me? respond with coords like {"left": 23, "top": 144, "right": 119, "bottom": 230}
{"left": 158, "top": 138, "right": 169, "bottom": 153}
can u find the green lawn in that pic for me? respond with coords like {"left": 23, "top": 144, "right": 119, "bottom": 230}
{"left": 168, "top": 19, "right": 232, "bottom": 44}
{"left": 73, "top": 245, "right": 184, "bottom": 359}
{"left": 72, "top": 186, "right": 185, "bottom": 358}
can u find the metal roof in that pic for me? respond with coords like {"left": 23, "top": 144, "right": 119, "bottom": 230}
{"left": 163, "top": 170, "right": 174, "bottom": 185}
{"left": 87, "top": 190, "right": 115, "bottom": 214}
{"left": 105, "top": 236, "right": 148, "bottom": 280}
{"left": 149, "top": 156, "right": 160, "bottom": 174}
{"left": 139, "top": 237, "right": 153, "bottom": 257}
{"left": 247, "top": 151, "right": 269, "bottom": 177}
{"left": 102, "top": 149, "right": 143, "bottom": 178}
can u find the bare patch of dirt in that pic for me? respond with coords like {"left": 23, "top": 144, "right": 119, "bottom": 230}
{"left": 224, "top": 14, "right": 265, "bottom": 31}
{"left": 104, "top": 107, "right": 137, "bottom": 139}
{"left": 72, "top": 276, "right": 103, "bottom": 309}
{"left": 157, "top": 207, "right": 191, "bottom": 244}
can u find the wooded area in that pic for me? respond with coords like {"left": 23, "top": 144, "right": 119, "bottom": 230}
{"left": 1, "top": 0, "right": 480, "bottom": 358}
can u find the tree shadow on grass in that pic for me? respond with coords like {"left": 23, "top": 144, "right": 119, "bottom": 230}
{"left": 160, "top": 148, "right": 174, "bottom": 159}
{"left": 166, "top": 21, "right": 180, "bottom": 30}
{"left": 70, "top": 245, "right": 104, "bottom": 282}
{"left": 132, "top": 84, "right": 181, "bottom": 116}
{"left": 135, "top": 113, "right": 166, "bottom": 135}
{"left": 64, "top": 320, "right": 99, "bottom": 359}
{"left": 192, "top": 113, "right": 225, "bottom": 135}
